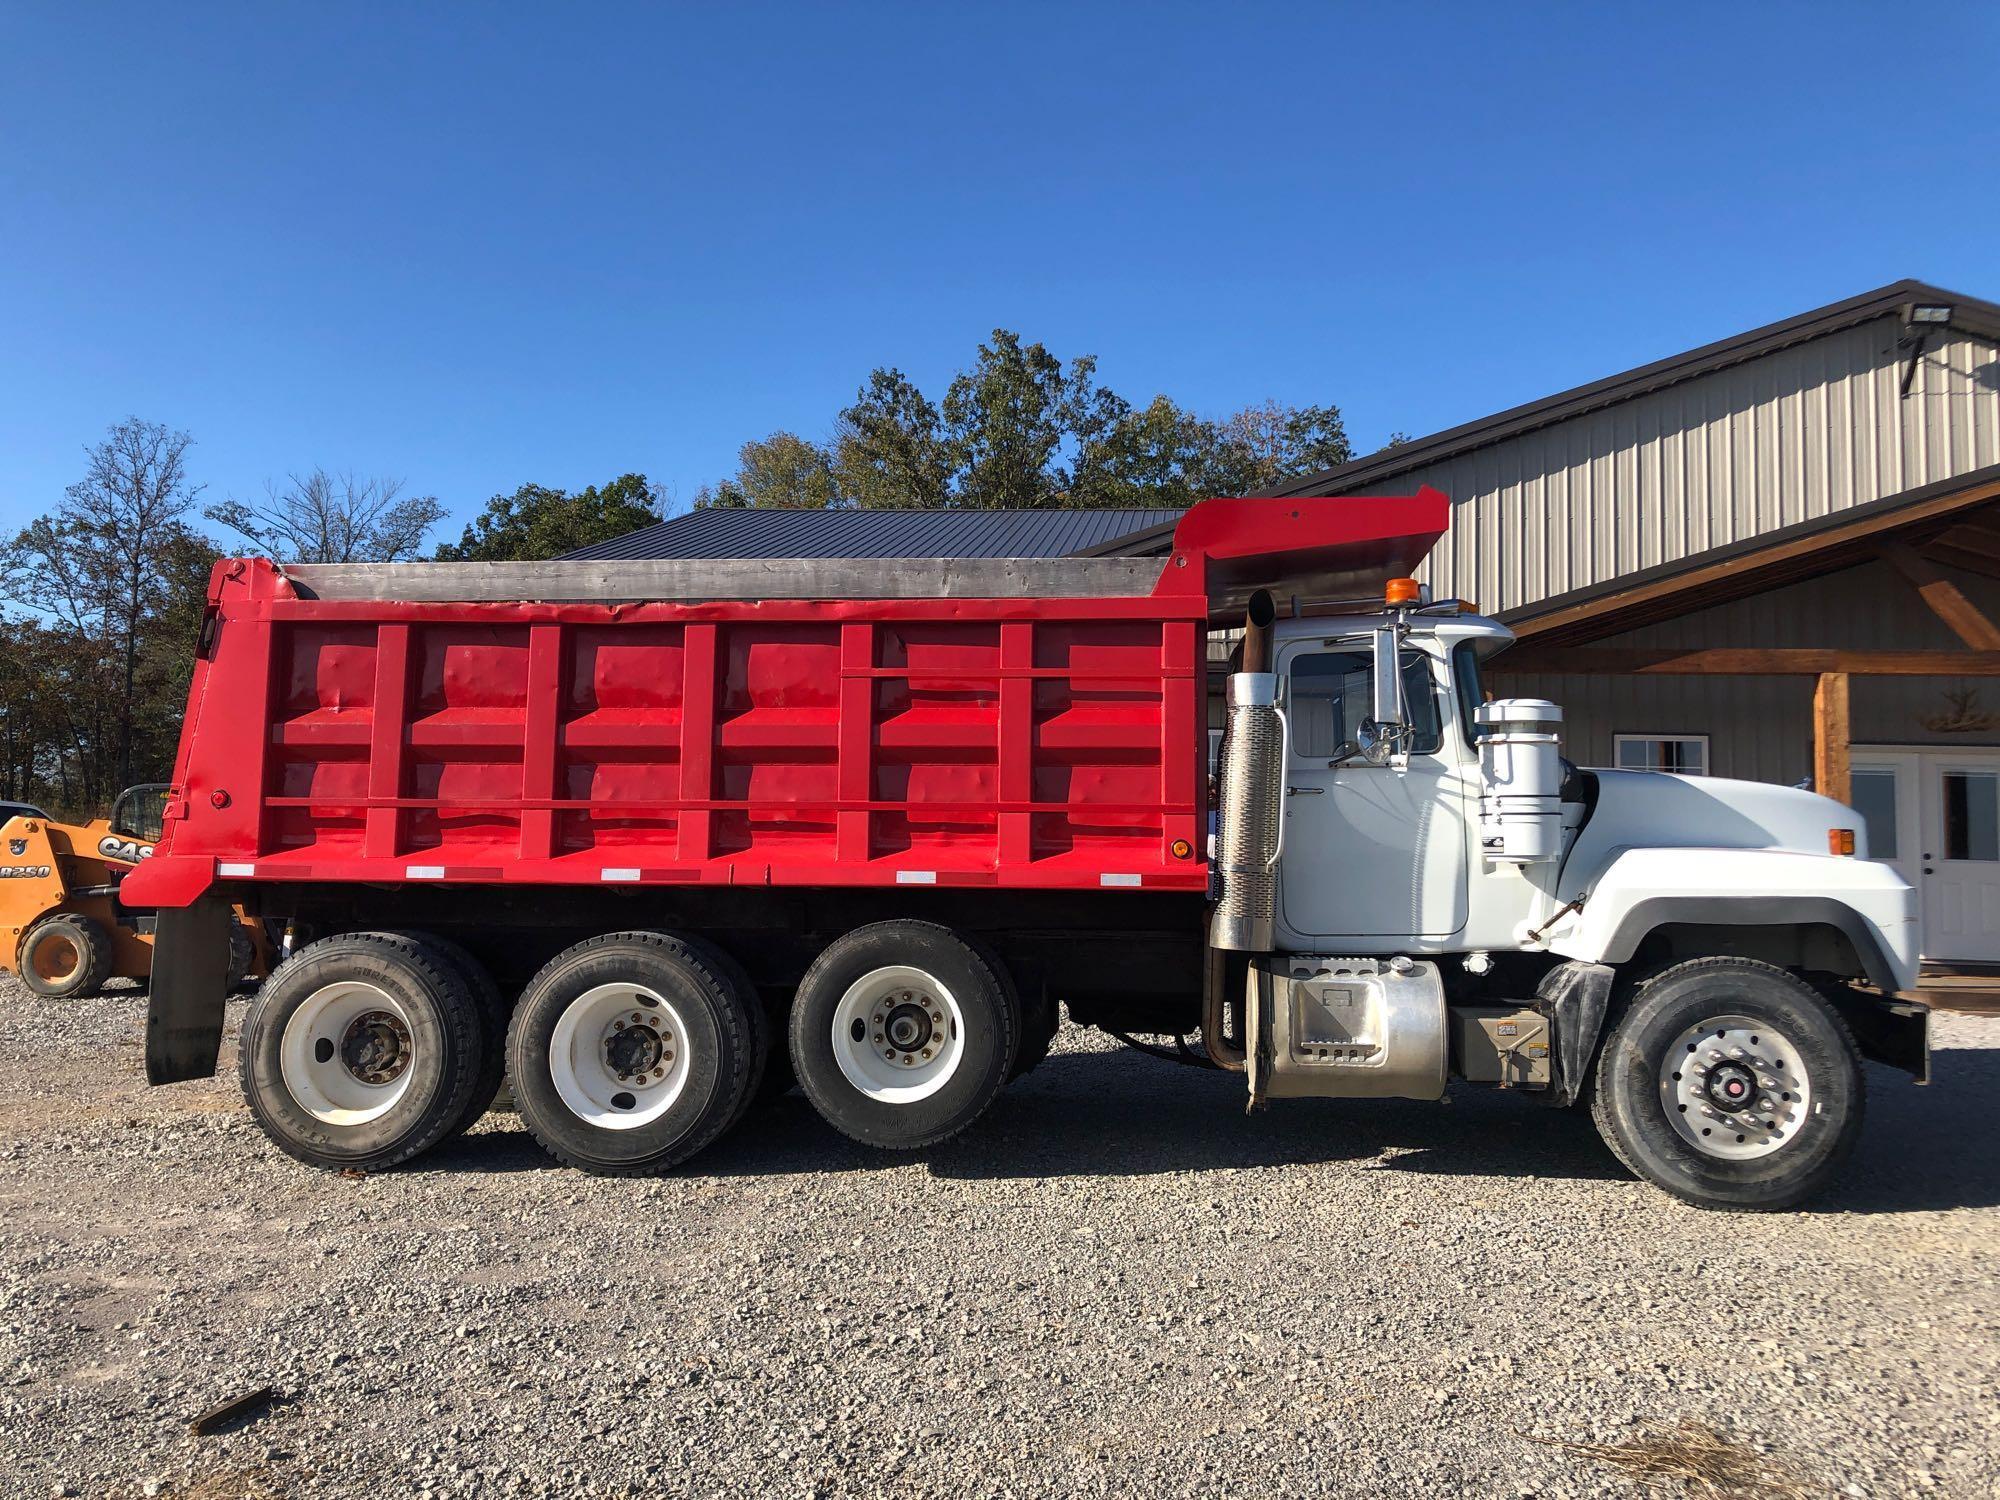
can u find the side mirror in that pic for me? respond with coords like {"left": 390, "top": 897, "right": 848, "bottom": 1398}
{"left": 1371, "top": 626, "right": 1405, "bottom": 730}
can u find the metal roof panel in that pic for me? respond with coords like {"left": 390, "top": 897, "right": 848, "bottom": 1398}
{"left": 562, "top": 507, "right": 1188, "bottom": 561}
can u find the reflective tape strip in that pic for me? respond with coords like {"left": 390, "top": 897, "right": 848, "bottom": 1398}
{"left": 406, "top": 865, "right": 446, "bottom": 880}
{"left": 895, "top": 870, "right": 938, "bottom": 885}
{"left": 1100, "top": 873, "right": 1142, "bottom": 887}
{"left": 217, "top": 862, "right": 256, "bottom": 877}
{"left": 601, "top": 868, "right": 640, "bottom": 882}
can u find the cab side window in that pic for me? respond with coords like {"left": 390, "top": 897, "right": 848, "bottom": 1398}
{"left": 1288, "top": 648, "right": 1443, "bottom": 760}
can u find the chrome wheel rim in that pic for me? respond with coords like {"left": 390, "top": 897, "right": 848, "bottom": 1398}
{"left": 1660, "top": 1014, "right": 1812, "bottom": 1161}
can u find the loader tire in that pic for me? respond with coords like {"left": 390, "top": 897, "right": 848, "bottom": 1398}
{"left": 1590, "top": 956, "right": 1863, "bottom": 1212}
{"left": 790, "top": 920, "right": 1018, "bottom": 1150}
{"left": 226, "top": 920, "right": 257, "bottom": 992}
{"left": 239, "top": 932, "right": 488, "bottom": 1172}
{"left": 19, "top": 913, "right": 115, "bottom": 1000}
{"left": 506, "top": 931, "right": 762, "bottom": 1176}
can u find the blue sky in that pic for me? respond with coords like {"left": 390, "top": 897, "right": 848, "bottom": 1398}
{"left": 2, "top": 2, "right": 1996, "bottom": 542}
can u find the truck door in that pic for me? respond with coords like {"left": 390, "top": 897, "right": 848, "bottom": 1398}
{"left": 1275, "top": 638, "right": 1470, "bottom": 942}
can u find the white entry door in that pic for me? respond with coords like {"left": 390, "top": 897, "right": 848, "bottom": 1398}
{"left": 1852, "top": 748, "right": 2000, "bottom": 963}
{"left": 1921, "top": 755, "right": 2000, "bottom": 962}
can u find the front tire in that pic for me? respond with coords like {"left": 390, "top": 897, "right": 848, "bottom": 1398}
{"left": 239, "top": 932, "right": 488, "bottom": 1171}
{"left": 1591, "top": 957, "right": 1863, "bottom": 1211}
{"left": 505, "top": 932, "right": 761, "bottom": 1176}
{"left": 790, "top": 921, "right": 1017, "bottom": 1150}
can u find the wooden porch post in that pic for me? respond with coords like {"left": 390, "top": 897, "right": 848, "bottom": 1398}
{"left": 1813, "top": 672, "right": 1851, "bottom": 805}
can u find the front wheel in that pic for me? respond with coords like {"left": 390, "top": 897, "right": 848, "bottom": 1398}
{"left": 1591, "top": 957, "right": 1863, "bottom": 1211}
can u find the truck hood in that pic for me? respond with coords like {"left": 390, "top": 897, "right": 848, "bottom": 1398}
{"left": 1571, "top": 769, "right": 1863, "bottom": 866}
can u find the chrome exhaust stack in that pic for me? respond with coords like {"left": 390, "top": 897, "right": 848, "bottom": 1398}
{"left": 1208, "top": 590, "right": 1285, "bottom": 956}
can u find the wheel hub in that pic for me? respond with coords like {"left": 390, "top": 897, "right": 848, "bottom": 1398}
{"left": 872, "top": 989, "right": 945, "bottom": 1066}
{"left": 339, "top": 1010, "right": 412, "bottom": 1086}
{"left": 1704, "top": 1061, "right": 1759, "bottom": 1113}
{"left": 603, "top": 1009, "right": 675, "bottom": 1086}
{"left": 883, "top": 1002, "right": 934, "bottom": 1053}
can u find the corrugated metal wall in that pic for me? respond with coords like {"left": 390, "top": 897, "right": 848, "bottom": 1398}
{"left": 1387, "top": 317, "right": 2000, "bottom": 617}
{"left": 1490, "top": 559, "right": 2000, "bottom": 783}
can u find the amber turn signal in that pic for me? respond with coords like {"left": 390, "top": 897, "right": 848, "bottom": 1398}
{"left": 1384, "top": 577, "right": 1421, "bottom": 605}
{"left": 1170, "top": 838, "right": 1193, "bottom": 860}
{"left": 1828, "top": 828, "right": 1856, "bottom": 856}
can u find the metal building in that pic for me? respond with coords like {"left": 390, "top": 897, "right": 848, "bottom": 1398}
{"left": 1274, "top": 279, "right": 2000, "bottom": 964}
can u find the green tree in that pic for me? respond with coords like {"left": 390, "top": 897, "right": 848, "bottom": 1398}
{"left": 697, "top": 432, "right": 841, "bottom": 509}
{"left": 830, "top": 370, "right": 953, "bottom": 509}
{"left": 942, "top": 331, "right": 1098, "bottom": 509}
{"left": 1070, "top": 394, "right": 1217, "bottom": 509}
{"left": 701, "top": 334, "right": 1356, "bottom": 513}
{"left": 437, "top": 474, "right": 666, "bottom": 560}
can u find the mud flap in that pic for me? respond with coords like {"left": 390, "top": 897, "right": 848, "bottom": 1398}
{"left": 1534, "top": 959, "right": 1615, "bottom": 1106}
{"left": 145, "top": 897, "right": 232, "bottom": 1084}
{"left": 1830, "top": 994, "right": 1931, "bottom": 1084}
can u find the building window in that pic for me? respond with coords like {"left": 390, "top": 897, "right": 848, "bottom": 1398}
{"left": 1614, "top": 733, "right": 1709, "bottom": 776}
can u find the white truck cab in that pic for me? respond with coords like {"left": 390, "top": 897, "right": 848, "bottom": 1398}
{"left": 1210, "top": 589, "right": 1926, "bottom": 1211}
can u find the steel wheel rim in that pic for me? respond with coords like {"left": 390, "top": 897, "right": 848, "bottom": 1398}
{"left": 830, "top": 965, "right": 965, "bottom": 1104}
{"left": 279, "top": 980, "right": 418, "bottom": 1126}
{"left": 549, "top": 982, "right": 691, "bottom": 1130}
{"left": 31, "top": 933, "right": 80, "bottom": 983}
{"left": 1660, "top": 1013, "right": 1813, "bottom": 1161}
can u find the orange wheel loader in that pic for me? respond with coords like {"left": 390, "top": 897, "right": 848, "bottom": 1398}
{"left": 1, "top": 784, "right": 265, "bottom": 999}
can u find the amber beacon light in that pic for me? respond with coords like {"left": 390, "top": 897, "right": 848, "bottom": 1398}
{"left": 1384, "top": 577, "right": 1422, "bottom": 605}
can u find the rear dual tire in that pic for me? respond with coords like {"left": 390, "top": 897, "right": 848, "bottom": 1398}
{"left": 505, "top": 932, "right": 765, "bottom": 1176}
{"left": 239, "top": 932, "right": 491, "bottom": 1172}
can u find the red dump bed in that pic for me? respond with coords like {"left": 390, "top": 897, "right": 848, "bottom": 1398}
{"left": 123, "top": 493, "right": 1447, "bottom": 909}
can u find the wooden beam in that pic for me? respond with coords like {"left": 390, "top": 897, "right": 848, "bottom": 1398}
{"left": 1814, "top": 672, "right": 1851, "bottom": 805}
{"left": 1886, "top": 543, "right": 2000, "bottom": 649}
{"left": 1920, "top": 543, "right": 2000, "bottom": 585}
{"left": 1491, "top": 647, "right": 2000, "bottom": 676}
{"left": 1931, "top": 520, "right": 2000, "bottom": 562}
{"left": 1509, "top": 474, "right": 2000, "bottom": 643}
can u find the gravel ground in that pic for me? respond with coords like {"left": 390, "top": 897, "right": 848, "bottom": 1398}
{"left": 1, "top": 975, "right": 1997, "bottom": 1500}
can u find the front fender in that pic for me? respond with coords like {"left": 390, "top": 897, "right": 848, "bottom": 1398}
{"left": 1547, "top": 847, "right": 1920, "bottom": 993}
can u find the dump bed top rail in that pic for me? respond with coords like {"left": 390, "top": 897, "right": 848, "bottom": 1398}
{"left": 284, "top": 556, "right": 1166, "bottom": 603}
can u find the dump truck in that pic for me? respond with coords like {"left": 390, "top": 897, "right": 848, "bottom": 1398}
{"left": 124, "top": 492, "right": 1926, "bottom": 1210}
{"left": 2, "top": 785, "right": 259, "bottom": 998}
